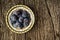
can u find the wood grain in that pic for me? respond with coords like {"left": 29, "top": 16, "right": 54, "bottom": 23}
{"left": 46, "top": 0, "right": 60, "bottom": 40}
{"left": 0, "top": 0, "right": 60, "bottom": 40}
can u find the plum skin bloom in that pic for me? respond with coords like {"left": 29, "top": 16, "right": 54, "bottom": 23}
{"left": 10, "top": 9, "right": 31, "bottom": 29}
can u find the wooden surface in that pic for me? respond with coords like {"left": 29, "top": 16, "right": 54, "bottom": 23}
{"left": 0, "top": 0, "right": 60, "bottom": 40}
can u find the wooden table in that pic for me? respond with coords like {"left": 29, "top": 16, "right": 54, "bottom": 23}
{"left": 0, "top": 0, "right": 60, "bottom": 40}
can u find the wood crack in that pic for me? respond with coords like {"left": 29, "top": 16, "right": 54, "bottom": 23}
{"left": 45, "top": 0, "right": 56, "bottom": 40}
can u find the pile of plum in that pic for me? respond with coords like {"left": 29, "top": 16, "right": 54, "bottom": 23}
{"left": 10, "top": 9, "right": 31, "bottom": 29}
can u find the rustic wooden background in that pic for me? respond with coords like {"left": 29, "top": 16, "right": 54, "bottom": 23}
{"left": 0, "top": 0, "right": 60, "bottom": 40}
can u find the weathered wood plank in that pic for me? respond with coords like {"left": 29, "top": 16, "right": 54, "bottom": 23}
{"left": 0, "top": 0, "right": 60, "bottom": 40}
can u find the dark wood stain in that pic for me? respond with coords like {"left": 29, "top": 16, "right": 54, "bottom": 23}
{"left": 0, "top": 0, "right": 60, "bottom": 40}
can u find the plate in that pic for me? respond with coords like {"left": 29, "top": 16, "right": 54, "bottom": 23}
{"left": 6, "top": 5, "right": 35, "bottom": 34}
